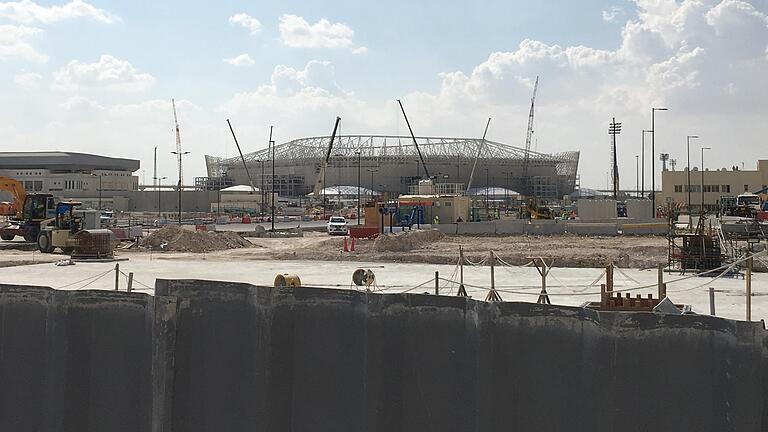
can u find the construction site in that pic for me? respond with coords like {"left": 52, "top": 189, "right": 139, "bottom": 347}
{"left": 1, "top": 90, "right": 768, "bottom": 430}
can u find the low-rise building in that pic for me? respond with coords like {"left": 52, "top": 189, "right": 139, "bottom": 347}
{"left": 659, "top": 160, "right": 768, "bottom": 212}
{"left": 0, "top": 151, "right": 139, "bottom": 209}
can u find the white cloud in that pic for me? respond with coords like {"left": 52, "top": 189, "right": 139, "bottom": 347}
{"left": 228, "top": 13, "right": 261, "bottom": 34}
{"left": 0, "top": 24, "right": 47, "bottom": 62}
{"left": 602, "top": 6, "right": 623, "bottom": 23}
{"left": 278, "top": 14, "right": 366, "bottom": 52}
{"left": 60, "top": 95, "right": 104, "bottom": 111}
{"left": 0, "top": 0, "right": 118, "bottom": 24}
{"left": 13, "top": 70, "right": 41, "bottom": 88}
{"left": 53, "top": 54, "right": 156, "bottom": 92}
{"left": 224, "top": 53, "right": 255, "bottom": 66}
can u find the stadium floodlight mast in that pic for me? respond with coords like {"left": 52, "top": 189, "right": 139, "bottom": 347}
{"left": 651, "top": 107, "right": 668, "bottom": 218}
{"left": 686, "top": 135, "right": 699, "bottom": 231}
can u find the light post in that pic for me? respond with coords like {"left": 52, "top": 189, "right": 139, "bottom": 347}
{"left": 635, "top": 155, "right": 639, "bottom": 198}
{"left": 686, "top": 135, "right": 699, "bottom": 230}
{"left": 367, "top": 169, "right": 378, "bottom": 201}
{"left": 171, "top": 150, "right": 190, "bottom": 224}
{"left": 355, "top": 151, "right": 361, "bottom": 225}
{"left": 641, "top": 129, "right": 651, "bottom": 198}
{"left": 256, "top": 159, "right": 265, "bottom": 219}
{"left": 701, "top": 146, "right": 711, "bottom": 215}
{"left": 651, "top": 107, "right": 668, "bottom": 217}
{"left": 157, "top": 176, "right": 167, "bottom": 217}
{"left": 269, "top": 135, "right": 275, "bottom": 232}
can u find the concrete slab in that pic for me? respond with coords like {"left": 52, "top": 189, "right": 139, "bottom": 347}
{"left": 433, "top": 223, "right": 458, "bottom": 235}
{"left": 0, "top": 255, "right": 766, "bottom": 321}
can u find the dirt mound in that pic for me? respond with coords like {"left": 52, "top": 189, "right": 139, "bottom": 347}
{"left": 141, "top": 225, "right": 252, "bottom": 252}
{"left": 373, "top": 229, "right": 444, "bottom": 252}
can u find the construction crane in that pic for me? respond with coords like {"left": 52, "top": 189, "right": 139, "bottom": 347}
{"left": 226, "top": 119, "right": 257, "bottom": 193}
{"left": 465, "top": 118, "right": 491, "bottom": 193}
{"left": 522, "top": 76, "right": 539, "bottom": 197}
{"left": 397, "top": 100, "right": 430, "bottom": 179}
{"left": 314, "top": 116, "right": 341, "bottom": 216}
{"left": 171, "top": 98, "right": 188, "bottom": 224}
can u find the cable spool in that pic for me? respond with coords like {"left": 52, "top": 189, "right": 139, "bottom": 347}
{"left": 352, "top": 269, "right": 376, "bottom": 287}
{"left": 274, "top": 273, "right": 302, "bottom": 287}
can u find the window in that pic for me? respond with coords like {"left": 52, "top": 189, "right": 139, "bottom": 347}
{"left": 745, "top": 185, "right": 749, "bottom": 192}
{"left": 721, "top": 185, "right": 731, "bottom": 193}
{"left": 674, "top": 185, "right": 683, "bottom": 193}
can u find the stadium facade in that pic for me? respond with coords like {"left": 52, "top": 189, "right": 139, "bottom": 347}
{"left": 204, "top": 135, "right": 579, "bottom": 200}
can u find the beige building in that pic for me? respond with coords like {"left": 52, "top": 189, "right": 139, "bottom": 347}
{"left": 659, "top": 160, "right": 768, "bottom": 212}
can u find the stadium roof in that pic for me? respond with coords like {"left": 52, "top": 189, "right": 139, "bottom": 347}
{"left": 0, "top": 151, "right": 139, "bottom": 172}
{"left": 306, "top": 185, "right": 380, "bottom": 197}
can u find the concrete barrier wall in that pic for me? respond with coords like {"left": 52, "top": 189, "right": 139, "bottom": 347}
{"left": 526, "top": 221, "right": 567, "bottom": 235}
{"left": 496, "top": 220, "right": 527, "bottom": 234}
{"left": 457, "top": 221, "right": 496, "bottom": 235}
{"left": 566, "top": 223, "right": 619, "bottom": 236}
{"left": 2, "top": 281, "right": 767, "bottom": 431}
{"left": 0, "top": 285, "right": 153, "bottom": 432}
{"left": 577, "top": 199, "right": 617, "bottom": 221}
{"left": 155, "top": 280, "right": 768, "bottom": 432}
{"left": 621, "top": 223, "right": 669, "bottom": 235}
{"left": 433, "top": 223, "right": 458, "bottom": 235}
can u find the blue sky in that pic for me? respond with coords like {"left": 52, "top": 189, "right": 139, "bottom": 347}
{"left": 1, "top": 0, "right": 767, "bottom": 189}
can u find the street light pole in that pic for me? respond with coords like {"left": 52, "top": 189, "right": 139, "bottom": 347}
{"left": 686, "top": 135, "right": 699, "bottom": 231}
{"left": 651, "top": 107, "right": 668, "bottom": 217}
{"left": 641, "top": 129, "right": 651, "bottom": 198}
{"left": 171, "top": 150, "right": 190, "bottom": 224}
{"left": 269, "top": 128, "right": 275, "bottom": 232}
{"left": 701, "top": 146, "right": 711, "bottom": 215}
{"left": 635, "top": 155, "right": 639, "bottom": 198}
{"left": 356, "top": 151, "right": 361, "bottom": 225}
{"left": 367, "top": 169, "right": 378, "bottom": 201}
{"left": 157, "top": 176, "right": 167, "bottom": 218}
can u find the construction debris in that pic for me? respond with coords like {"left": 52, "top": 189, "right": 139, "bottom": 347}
{"left": 372, "top": 229, "right": 444, "bottom": 252}
{"left": 141, "top": 225, "right": 251, "bottom": 253}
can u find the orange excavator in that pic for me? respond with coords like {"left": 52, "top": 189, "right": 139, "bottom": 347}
{"left": 0, "top": 176, "right": 56, "bottom": 242}
{"left": 0, "top": 176, "right": 26, "bottom": 219}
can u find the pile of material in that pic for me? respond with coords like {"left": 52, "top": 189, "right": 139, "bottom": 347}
{"left": 372, "top": 229, "right": 444, "bottom": 252}
{"left": 141, "top": 225, "right": 251, "bottom": 252}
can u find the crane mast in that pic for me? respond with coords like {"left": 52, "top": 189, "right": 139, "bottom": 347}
{"left": 522, "top": 76, "right": 539, "bottom": 197}
{"left": 314, "top": 116, "right": 341, "bottom": 198}
{"left": 397, "top": 99, "right": 430, "bottom": 179}
{"left": 172, "top": 98, "right": 183, "bottom": 191}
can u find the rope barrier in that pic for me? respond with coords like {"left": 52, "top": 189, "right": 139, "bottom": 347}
{"left": 56, "top": 268, "right": 114, "bottom": 290}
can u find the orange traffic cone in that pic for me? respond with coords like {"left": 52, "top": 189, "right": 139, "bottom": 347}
{"left": 343, "top": 237, "right": 349, "bottom": 252}
{"left": 350, "top": 237, "right": 356, "bottom": 252}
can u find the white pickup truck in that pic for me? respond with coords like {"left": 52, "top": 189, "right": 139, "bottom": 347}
{"left": 326, "top": 216, "right": 348, "bottom": 235}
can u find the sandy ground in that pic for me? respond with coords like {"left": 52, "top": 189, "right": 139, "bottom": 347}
{"left": 126, "top": 231, "right": 670, "bottom": 269}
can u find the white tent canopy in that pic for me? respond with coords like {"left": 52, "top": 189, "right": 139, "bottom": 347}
{"left": 306, "top": 185, "right": 380, "bottom": 197}
{"left": 221, "top": 185, "right": 260, "bottom": 193}
{"left": 466, "top": 187, "right": 520, "bottom": 198}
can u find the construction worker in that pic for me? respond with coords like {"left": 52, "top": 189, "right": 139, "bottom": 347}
{"left": 433, "top": 214, "right": 440, "bottom": 225}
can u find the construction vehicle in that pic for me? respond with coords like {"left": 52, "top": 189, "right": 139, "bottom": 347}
{"left": 36, "top": 201, "right": 83, "bottom": 253}
{"left": 0, "top": 176, "right": 57, "bottom": 241}
{"left": 313, "top": 117, "right": 342, "bottom": 214}
{"left": 520, "top": 197, "right": 553, "bottom": 220}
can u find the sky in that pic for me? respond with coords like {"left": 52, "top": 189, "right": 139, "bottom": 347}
{"left": 0, "top": 0, "right": 767, "bottom": 189}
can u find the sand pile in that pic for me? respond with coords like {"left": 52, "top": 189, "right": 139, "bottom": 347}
{"left": 372, "top": 229, "right": 444, "bottom": 252}
{"left": 142, "top": 225, "right": 252, "bottom": 252}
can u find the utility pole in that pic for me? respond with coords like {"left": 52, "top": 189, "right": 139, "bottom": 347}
{"left": 269, "top": 126, "right": 275, "bottom": 232}
{"left": 608, "top": 118, "right": 622, "bottom": 200}
{"left": 635, "top": 155, "right": 639, "bottom": 198}
{"left": 641, "top": 129, "right": 651, "bottom": 198}
{"left": 701, "top": 146, "right": 711, "bottom": 214}
{"left": 356, "top": 151, "right": 361, "bottom": 225}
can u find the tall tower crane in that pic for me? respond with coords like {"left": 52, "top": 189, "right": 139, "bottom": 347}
{"left": 522, "top": 76, "right": 539, "bottom": 197}
{"left": 171, "top": 98, "right": 189, "bottom": 224}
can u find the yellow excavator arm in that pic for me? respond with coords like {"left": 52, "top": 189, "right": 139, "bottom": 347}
{"left": 0, "top": 176, "right": 27, "bottom": 219}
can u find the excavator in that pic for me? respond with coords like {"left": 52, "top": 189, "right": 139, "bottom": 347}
{"left": 0, "top": 176, "right": 56, "bottom": 242}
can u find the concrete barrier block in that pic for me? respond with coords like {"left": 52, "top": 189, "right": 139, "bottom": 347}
{"left": 525, "top": 222, "right": 566, "bottom": 235}
{"left": 621, "top": 223, "right": 669, "bottom": 235}
{"left": 495, "top": 220, "right": 527, "bottom": 235}
{"left": 566, "top": 223, "right": 619, "bottom": 236}
{"left": 433, "top": 223, "right": 458, "bottom": 235}
{"left": 457, "top": 222, "right": 496, "bottom": 235}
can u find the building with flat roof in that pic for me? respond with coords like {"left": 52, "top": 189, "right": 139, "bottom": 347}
{"left": 0, "top": 151, "right": 139, "bottom": 209}
{"left": 659, "top": 160, "right": 768, "bottom": 212}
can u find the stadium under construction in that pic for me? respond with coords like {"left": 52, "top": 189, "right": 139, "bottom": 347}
{"left": 203, "top": 134, "right": 579, "bottom": 200}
